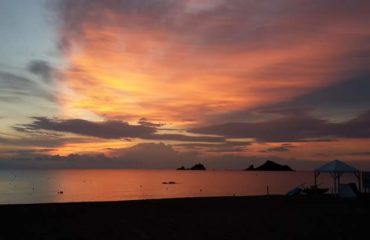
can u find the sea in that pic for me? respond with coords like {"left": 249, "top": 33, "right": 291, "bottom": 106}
{"left": 0, "top": 169, "right": 359, "bottom": 204}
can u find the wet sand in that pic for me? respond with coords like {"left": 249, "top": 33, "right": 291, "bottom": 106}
{"left": 0, "top": 195, "right": 369, "bottom": 240}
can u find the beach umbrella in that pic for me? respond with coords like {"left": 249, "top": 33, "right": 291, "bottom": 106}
{"left": 314, "top": 160, "right": 361, "bottom": 194}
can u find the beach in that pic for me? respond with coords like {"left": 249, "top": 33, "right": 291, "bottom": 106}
{"left": 0, "top": 195, "right": 369, "bottom": 240}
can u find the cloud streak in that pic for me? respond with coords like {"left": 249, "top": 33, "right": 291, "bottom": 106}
{"left": 15, "top": 117, "right": 224, "bottom": 142}
{"left": 0, "top": 71, "right": 54, "bottom": 102}
{"left": 191, "top": 111, "right": 370, "bottom": 142}
{"left": 16, "top": 117, "right": 156, "bottom": 139}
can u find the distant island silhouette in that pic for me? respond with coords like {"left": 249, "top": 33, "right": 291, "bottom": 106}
{"left": 245, "top": 160, "right": 294, "bottom": 171}
{"left": 177, "top": 163, "right": 206, "bottom": 170}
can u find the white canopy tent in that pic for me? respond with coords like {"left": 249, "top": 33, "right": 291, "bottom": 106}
{"left": 314, "top": 160, "right": 361, "bottom": 194}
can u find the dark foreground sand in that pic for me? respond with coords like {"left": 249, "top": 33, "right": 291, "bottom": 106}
{"left": 0, "top": 195, "right": 369, "bottom": 240}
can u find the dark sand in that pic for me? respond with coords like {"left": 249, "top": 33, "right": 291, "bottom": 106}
{"left": 1, "top": 195, "right": 369, "bottom": 240}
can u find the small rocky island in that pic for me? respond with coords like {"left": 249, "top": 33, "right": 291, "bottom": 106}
{"left": 245, "top": 160, "right": 293, "bottom": 171}
{"left": 177, "top": 163, "right": 206, "bottom": 170}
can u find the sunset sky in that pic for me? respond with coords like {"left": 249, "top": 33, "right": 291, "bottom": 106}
{"left": 1, "top": 0, "right": 370, "bottom": 169}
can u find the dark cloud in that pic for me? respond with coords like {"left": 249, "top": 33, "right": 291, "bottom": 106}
{"left": 174, "top": 141, "right": 251, "bottom": 153}
{"left": 257, "top": 108, "right": 313, "bottom": 117}
{"left": 274, "top": 75, "right": 370, "bottom": 114}
{"left": 346, "top": 152, "right": 370, "bottom": 156}
{"left": 191, "top": 111, "right": 370, "bottom": 142}
{"left": 138, "top": 118, "right": 164, "bottom": 127}
{"left": 28, "top": 60, "right": 55, "bottom": 82}
{"left": 15, "top": 117, "right": 224, "bottom": 142}
{"left": 191, "top": 115, "right": 329, "bottom": 142}
{"left": 335, "top": 111, "right": 370, "bottom": 138}
{"left": 16, "top": 117, "right": 156, "bottom": 139}
{"left": 315, "top": 151, "right": 370, "bottom": 158}
{"left": 146, "top": 133, "right": 224, "bottom": 142}
{"left": 260, "top": 144, "right": 297, "bottom": 153}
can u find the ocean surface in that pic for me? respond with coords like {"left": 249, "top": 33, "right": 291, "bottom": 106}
{"left": 0, "top": 169, "right": 359, "bottom": 204}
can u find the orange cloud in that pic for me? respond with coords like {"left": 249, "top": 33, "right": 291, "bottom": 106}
{"left": 57, "top": 0, "right": 370, "bottom": 127}
{"left": 48, "top": 0, "right": 370, "bottom": 161}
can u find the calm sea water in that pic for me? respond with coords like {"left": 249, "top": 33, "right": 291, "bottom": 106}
{"left": 0, "top": 170, "right": 359, "bottom": 204}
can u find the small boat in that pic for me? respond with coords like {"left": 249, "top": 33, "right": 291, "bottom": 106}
{"left": 286, "top": 183, "right": 305, "bottom": 197}
{"left": 162, "top": 181, "right": 176, "bottom": 184}
{"left": 286, "top": 186, "right": 302, "bottom": 197}
{"left": 302, "top": 185, "right": 328, "bottom": 195}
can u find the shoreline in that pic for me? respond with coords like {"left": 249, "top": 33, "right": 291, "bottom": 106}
{"left": 0, "top": 195, "right": 369, "bottom": 239}
{"left": 0, "top": 194, "right": 287, "bottom": 206}
{"left": 0, "top": 193, "right": 361, "bottom": 206}
{"left": 0, "top": 192, "right": 366, "bottom": 206}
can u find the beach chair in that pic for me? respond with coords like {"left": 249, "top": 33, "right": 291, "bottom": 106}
{"left": 338, "top": 183, "right": 360, "bottom": 198}
{"left": 286, "top": 186, "right": 302, "bottom": 197}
